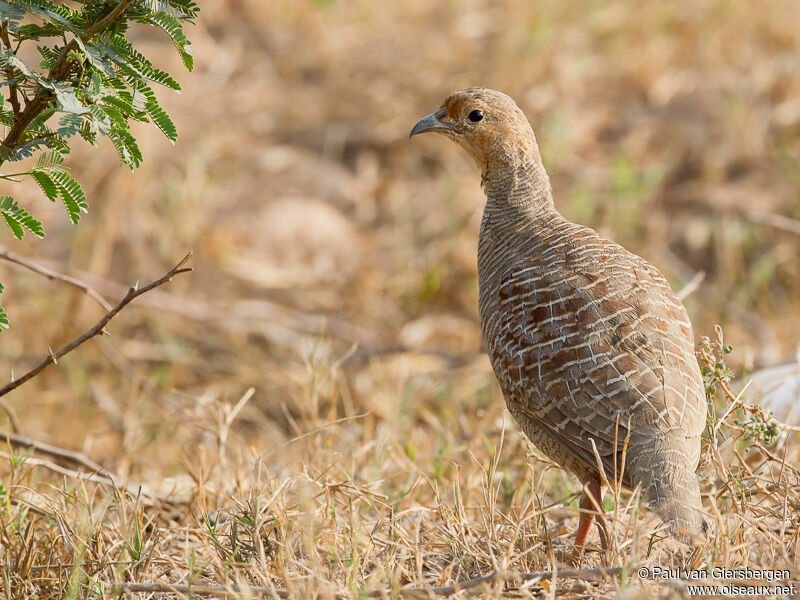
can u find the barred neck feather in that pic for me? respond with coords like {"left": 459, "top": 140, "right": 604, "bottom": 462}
{"left": 480, "top": 129, "right": 554, "bottom": 215}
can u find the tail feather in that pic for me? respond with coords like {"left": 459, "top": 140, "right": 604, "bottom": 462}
{"left": 629, "top": 430, "right": 706, "bottom": 541}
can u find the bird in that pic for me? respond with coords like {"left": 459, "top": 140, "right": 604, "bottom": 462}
{"left": 410, "top": 88, "right": 707, "bottom": 552}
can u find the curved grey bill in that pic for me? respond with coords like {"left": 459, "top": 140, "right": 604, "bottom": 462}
{"left": 409, "top": 108, "right": 458, "bottom": 138}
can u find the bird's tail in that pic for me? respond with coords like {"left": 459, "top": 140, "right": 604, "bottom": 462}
{"left": 629, "top": 430, "right": 706, "bottom": 541}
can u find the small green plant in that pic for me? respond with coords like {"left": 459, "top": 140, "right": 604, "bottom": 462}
{"left": 698, "top": 324, "right": 781, "bottom": 446}
{"left": 698, "top": 324, "right": 735, "bottom": 405}
{"left": 739, "top": 408, "right": 780, "bottom": 446}
{"left": 0, "top": 0, "right": 198, "bottom": 327}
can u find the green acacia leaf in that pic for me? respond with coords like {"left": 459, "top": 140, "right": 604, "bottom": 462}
{"left": 108, "top": 127, "right": 142, "bottom": 169}
{"left": 17, "top": 22, "right": 64, "bottom": 41}
{"left": 48, "top": 171, "right": 88, "bottom": 223}
{"left": 0, "top": 195, "right": 45, "bottom": 239}
{"left": 34, "top": 150, "right": 66, "bottom": 171}
{"left": 52, "top": 82, "right": 89, "bottom": 115}
{"left": 31, "top": 171, "right": 58, "bottom": 201}
{"left": 145, "top": 98, "right": 177, "bottom": 142}
{"left": 147, "top": 12, "right": 193, "bottom": 70}
{"left": 75, "top": 38, "right": 116, "bottom": 78}
{"left": 102, "top": 94, "right": 138, "bottom": 119}
{"left": 56, "top": 112, "right": 84, "bottom": 138}
{"left": 100, "top": 103, "right": 128, "bottom": 130}
{"left": 87, "top": 104, "right": 111, "bottom": 135}
{"left": 0, "top": 283, "right": 7, "bottom": 330}
{"left": 12, "top": 0, "right": 73, "bottom": 26}
{"left": 0, "top": 1, "right": 26, "bottom": 31}
{"left": 0, "top": 46, "right": 42, "bottom": 84}
{"left": 94, "top": 38, "right": 181, "bottom": 90}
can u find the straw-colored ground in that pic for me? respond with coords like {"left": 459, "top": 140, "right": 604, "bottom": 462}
{"left": 2, "top": 1, "right": 799, "bottom": 598}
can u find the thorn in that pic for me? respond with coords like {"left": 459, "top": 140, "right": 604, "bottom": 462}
{"left": 100, "top": 328, "right": 110, "bottom": 337}
{"left": 48, "top": 347, "right": 57, "bottom": 364}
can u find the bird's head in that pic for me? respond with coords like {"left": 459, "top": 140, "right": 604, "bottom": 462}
{"left": 410, "top": 88, "right": 538, "bottom": 173}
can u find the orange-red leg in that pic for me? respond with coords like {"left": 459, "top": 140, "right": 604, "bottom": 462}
{"left": 574, "top": 477, "right": 609, "bottom": 553}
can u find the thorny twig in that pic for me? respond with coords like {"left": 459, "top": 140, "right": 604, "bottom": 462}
{"left": 0, "top": 252, "right": 192, "bottom": 398}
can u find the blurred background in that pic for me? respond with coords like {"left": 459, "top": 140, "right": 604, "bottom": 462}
{"left": 2, "top": 0, "right": 799, "bottom": 485}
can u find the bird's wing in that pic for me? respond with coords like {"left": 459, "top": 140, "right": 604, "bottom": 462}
{"left": 492, "top": 243, "right": 706, "bottom": 481}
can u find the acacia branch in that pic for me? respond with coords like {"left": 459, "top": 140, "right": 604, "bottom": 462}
{"left": 0, "top": 252, "right": 192, "bottom": 398}
{"left": 0, "top": 0, "right": 134, "bottom": 160}
{"left": 0, "top": 246, "right": 112, "bottom": 311}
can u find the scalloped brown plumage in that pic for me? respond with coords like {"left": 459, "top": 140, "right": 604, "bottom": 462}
{"left": 411, "top": 88, "right": 707, "bottom": 552}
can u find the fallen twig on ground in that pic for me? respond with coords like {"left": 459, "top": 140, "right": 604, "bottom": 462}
{"left": 0, "top": 432, "right": 185, "bottom": 505}
{"left": 115, "top": 566, "right": 625, "bottom": 598}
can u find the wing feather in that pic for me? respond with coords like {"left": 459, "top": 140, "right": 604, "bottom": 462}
{"left": 490, "top": 238, "right": 705, "bottom": 481}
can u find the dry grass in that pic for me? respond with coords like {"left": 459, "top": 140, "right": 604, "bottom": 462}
{"left": 1, "top": 1, "right": 800, "bottom": 597}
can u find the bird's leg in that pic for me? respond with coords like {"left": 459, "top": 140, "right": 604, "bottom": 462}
{"left": 573, "top": 498, "right": 594, "bottom": 552}
{"left": 574, "top": 476, "right": 609, "bottom": 553}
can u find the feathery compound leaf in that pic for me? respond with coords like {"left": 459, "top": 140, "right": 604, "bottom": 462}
{"left": 87, "top": 104, "right": 111, "bottom": 135}
{"left": 147, "top": 12, "right": 193, "bottom": 70}
{"left": 108, "top": 127, "right": 142, "bottom": 169}
{"left": 0, "top": 282, "right": 7, "bottom": 330}
{"left": 145, "top": 97, "right": 177, "bottom": 142}
{"left": 52, "top": 82, "right": 89, "bottom": 115}
{"left": 34, "top": 150, "right": 66, "bottom": 171}
{"left": 95, "top": 37, "right": 182, "bottom": 90}
{"left": 48, "top": 170, "right": 88, "bottom": 224}
{"left": 167, "top": 0, "right": 199, "bottom": 19}
{"left": 0, "top": 138, "right": 55, "bottom": 162}
{"left": 74, "top": 38, "right": 116, "bottom": 78}
{"left": 0, "top": 195, "right": 45, "bottom": 239}
{"left": 0, "top": 46, "right": 42, "bottom": 84}
{"left": 102, "top": 94, "right": 144, "bottom": 120}
{"left": 145, "top": 0, "right": 198, "bottom": 20}
{"left": 56, "top": 112, "right": 84, "bottom": 138}
{"left": 12, "top": 0, "right": 73, "bottom": 26}
{"left": 31, "top": 171, "right": 58, "bottom": 201}
{"left": 100, "top": 102, "right": 128, "bottom": 130}
{"left": 17, "top": 22, "right": 64, "bottom": 41}
{"left": 0, "top": 2, "right": 26, "bottom": 32}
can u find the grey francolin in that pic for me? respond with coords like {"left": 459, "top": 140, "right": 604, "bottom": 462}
{"left": 410, "top": 88, "right": 707, "bottom": 551}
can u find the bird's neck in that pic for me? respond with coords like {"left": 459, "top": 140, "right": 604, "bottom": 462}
{"left": 481, "top": 152, "right": 555, "bottom": 217}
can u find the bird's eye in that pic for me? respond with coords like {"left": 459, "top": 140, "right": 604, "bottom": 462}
{"left": 468, "top": 109, "right": 484, "bottom": 122}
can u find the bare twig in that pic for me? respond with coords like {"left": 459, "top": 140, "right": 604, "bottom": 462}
{"left": 115, "top": 567, "right": 624, "bottom": 598}
{"left": 0, "top": 447, "right": 181, "bottom": 506}
{"left": 747, "top": 211, "right": 800, "bottom": 238}
{"left": 0, "top": 433, "right": 185, "bottom": 505}
{"left": 0, "top": 246, "right": 112, "bottom": 311}
{"left": 676, "top": 270, "right": 705, "bottom": 300}
{"left": 0, "top": 252, "right": 192, "bottom": 398}
{"left": 0, "top": 397, "right": 20, "bottom": 432}
{"left": 1, "top": 430, "right": 117, "bottom": 481}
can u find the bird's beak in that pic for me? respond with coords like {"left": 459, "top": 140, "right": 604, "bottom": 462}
{"left": 409, "top": 108, "right": 458, "bottom": 138}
